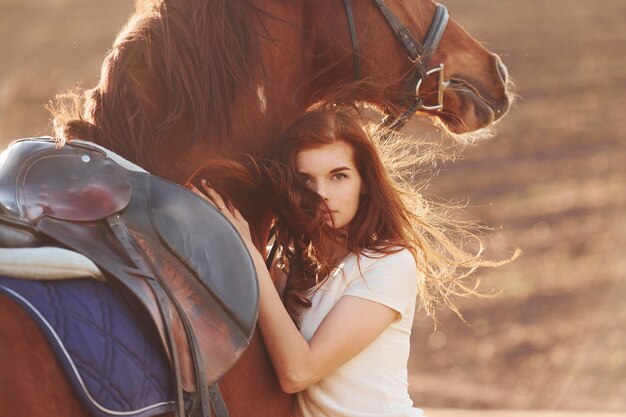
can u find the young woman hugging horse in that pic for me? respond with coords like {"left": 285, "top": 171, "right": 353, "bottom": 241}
{"left": 192, "top": 107, "right": 501, "bottom": 417}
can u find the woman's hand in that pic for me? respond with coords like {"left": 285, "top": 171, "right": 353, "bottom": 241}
{"left": 189, "top": 179, "right": 253, "bottom": 244}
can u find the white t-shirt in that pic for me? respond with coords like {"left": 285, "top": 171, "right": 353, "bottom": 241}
{"left": 295, "top": 248, "right": 424, "bottom": 417}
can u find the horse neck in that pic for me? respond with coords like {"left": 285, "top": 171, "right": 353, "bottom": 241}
{"left": 89, "top": 0, "right": 370, "bottom": 248}
{"left": 104, "top": 0, "right": 368, "bottom": 181}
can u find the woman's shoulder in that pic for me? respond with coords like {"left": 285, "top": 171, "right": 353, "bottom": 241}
{"left": 359, "top": 247, "right": 416, "bottom": 270}
{"left": 343, "top": 247, "right": 419, "bottom": 313}
{"left": 350, "top": 247, "right": 418, "bottom": 283}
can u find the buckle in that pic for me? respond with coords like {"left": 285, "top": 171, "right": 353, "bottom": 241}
{"left": 415, "top": 63, "right": 449, "bottom": 111}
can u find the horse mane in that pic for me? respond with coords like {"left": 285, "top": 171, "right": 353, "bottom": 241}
{"left": 51, "top": 0, "right": 263, "bottom": 172}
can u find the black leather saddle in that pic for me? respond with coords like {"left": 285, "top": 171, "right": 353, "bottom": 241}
{"left": 0, "top": 137, "right": 259, "bottom": 417}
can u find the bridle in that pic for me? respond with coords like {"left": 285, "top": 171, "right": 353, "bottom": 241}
{"left": 342, "top": 0, "right": 450, "bottom": 131}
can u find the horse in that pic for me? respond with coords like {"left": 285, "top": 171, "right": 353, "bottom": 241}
{"left": 0, "top": 1, "right": 512, "bottom": 416}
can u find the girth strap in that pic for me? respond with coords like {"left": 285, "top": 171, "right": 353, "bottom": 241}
{"left": 209, "top": 383, "right": 229, "bottom": 417}
{"left": 107, "top": 214, "right": 212, "bottom": 417}
{"left": 107, "top": 214, "right": 188, "bottom": 417}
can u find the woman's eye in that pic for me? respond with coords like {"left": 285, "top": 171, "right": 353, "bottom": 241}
{"left": 333, "top": 173, "right": 347, "bottom": 180}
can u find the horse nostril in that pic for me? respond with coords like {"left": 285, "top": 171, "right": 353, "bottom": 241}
{"left": 496, "top": 56, "right": 508, "bottom": 84}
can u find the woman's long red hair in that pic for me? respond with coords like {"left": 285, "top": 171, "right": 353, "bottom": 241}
{"left": 260, "top": 107, "right": 515, "bottom": 322}
{"left": 261, "top": 108, "right": 416, "bottom": 319}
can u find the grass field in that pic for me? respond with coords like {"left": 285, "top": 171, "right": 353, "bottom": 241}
{"left": 0, "top": 0, "right": 624, "bottom": 413}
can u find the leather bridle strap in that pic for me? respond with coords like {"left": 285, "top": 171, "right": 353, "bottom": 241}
{"left": 343, "top": 0, "right": 361, "bottom": 81}
{"left": 375, "top": 2, "right": 449, "bottom": 70}
{"left": 374, "top": 0, "right": 422, "bottom": 62}
{"left": 417, "top": 4, "right": 449, "bottom": 71}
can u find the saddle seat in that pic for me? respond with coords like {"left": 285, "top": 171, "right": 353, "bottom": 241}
{"left": 0, "top": 137, "right": 259, "bottom": 415}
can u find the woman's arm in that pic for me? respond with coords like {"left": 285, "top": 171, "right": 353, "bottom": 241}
{"left": 250, "top": 249, "right": 398, "bottom": 393}
{"left": 193, "top": 182, "right": 399, "bottom": 393}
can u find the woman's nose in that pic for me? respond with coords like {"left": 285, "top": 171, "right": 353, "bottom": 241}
{"left": 315, "top": 183, "right": 328, "bottom": 200}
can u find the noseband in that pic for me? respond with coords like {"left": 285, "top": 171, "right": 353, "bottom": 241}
{"left": 342, "top": 0, "right": 450, "bottom": 131}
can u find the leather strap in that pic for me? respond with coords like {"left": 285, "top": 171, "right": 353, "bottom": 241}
{"left": 106, "top": 214, "right": 187, "bottom": 417}
{"left": 108, "top": 214, "right": 217, "bottom": 417}
{"left": 373, "top": 0, "right": 422, "bottom": 60}
{"left": 418, "top": 4, "right": 449, "bottom": 68}
{"left": 209, "top": 383, "right": 229, "bottom": 417}
{"left": 343, "top": 0, "right": 361, "bottom": 81}
{"left": 107, "top": 214, "right": 220, "bottom": 417}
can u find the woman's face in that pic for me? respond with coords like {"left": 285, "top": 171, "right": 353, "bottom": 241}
{"left": 295, "top": 141, "right": 363, "bottom": 230}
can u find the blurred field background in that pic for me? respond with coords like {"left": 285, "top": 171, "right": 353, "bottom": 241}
{"left": 0, "top": 0, "right": 624, "bottom": 415}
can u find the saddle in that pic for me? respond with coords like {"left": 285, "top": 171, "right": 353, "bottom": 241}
{"left": 0, "top": 137, "right": 259, "bottom": 417}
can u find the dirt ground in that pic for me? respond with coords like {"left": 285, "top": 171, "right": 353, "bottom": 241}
{"left": 0, "top": 0, "right": 624, "bottom": 414}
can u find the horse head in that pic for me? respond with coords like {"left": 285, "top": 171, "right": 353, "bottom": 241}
{"left": 55, "top": 0, "right": 512, "bottom": 183}
{"left": 303, "top": 0, "right": 512, "bottom": 137}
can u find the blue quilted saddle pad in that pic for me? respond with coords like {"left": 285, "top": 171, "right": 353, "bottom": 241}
{"left": 0, "top": 276, "right": 175, "bottom": 417}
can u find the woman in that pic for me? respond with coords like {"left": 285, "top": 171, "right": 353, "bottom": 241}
{"left": 193, "top": 108, "right": 495, "bottom": 417}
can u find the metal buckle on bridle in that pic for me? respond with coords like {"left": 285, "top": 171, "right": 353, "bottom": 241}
{"left": 381, "top": 61, "right": 448, "bottom": 131}
{"left": 415, "top": 63, "right": 448, "bottom": 112}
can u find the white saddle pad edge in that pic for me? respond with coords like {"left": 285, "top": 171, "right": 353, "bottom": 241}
{"left": 0, "top": 247, "right": 105, "bottom": 281}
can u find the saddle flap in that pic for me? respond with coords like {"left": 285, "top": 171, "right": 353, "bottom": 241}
{"left": 147, "top": 178, "right": 259, "bottom": 340}
{"left": 131, "top": 232, "right": 252, "bottom": 386}
{"left": 20, "top": 149, "right": 132, "bottom": 222}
